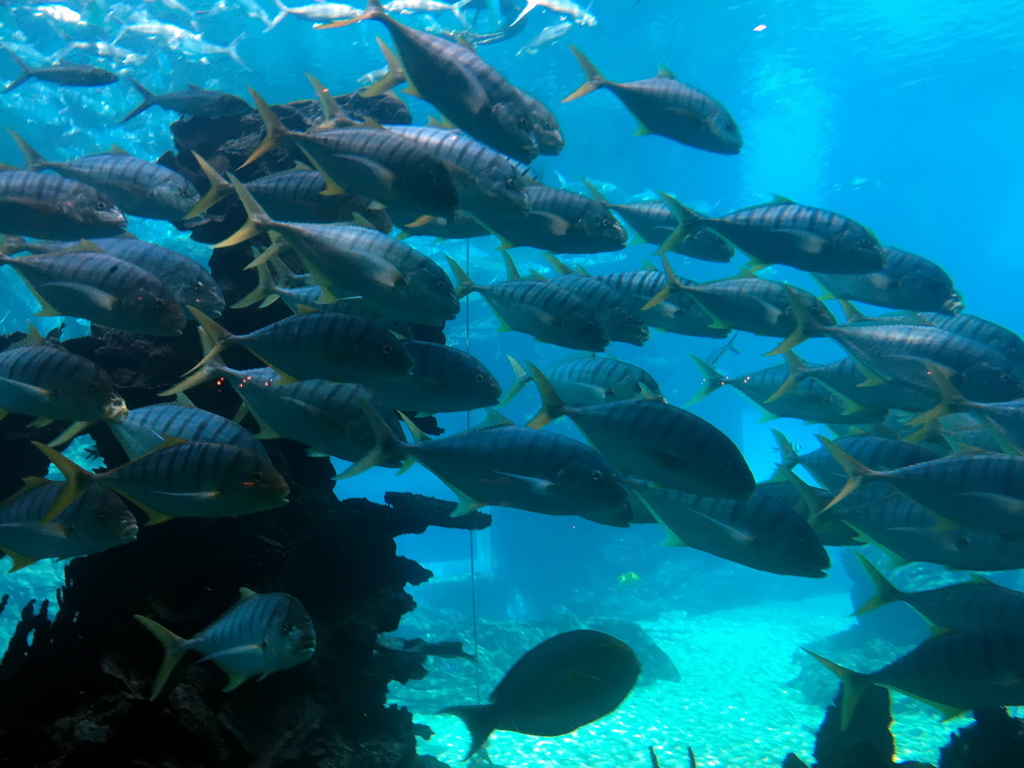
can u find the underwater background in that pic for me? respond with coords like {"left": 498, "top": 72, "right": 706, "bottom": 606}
{"left": 2, "top": 0, "right": 1024, "bottom": 765}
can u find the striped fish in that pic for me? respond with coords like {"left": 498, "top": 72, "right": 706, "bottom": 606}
{"left": 563, "top": 46, "right": 741, "bottom": 155}
{"left": 10, "top": 131, "right": 200, "bottom": 222}
{"left": 516, "top": 89, "right": 564, "bottom": 155}
{"left": 110, "top": 403, "right": 269, "bottom": 461}
{"left": 35, "top": 438, "right": 289, "bottom": 525}
{"left": 220, "top": 178, "right": 459, "bottom": 326}
{"left": 528, "top": 363, "right": 754, "bottom": 499}
{"left": 504, "top": 354, "right": 664, "bottom": 408}
{"left": 3, "top": 49, "right": 118, "bottom": 92}
{"left": 0, "top": 338, "right": 127, "bottom": 439}
{"left": 633, "top": 484, "right": 829, "bottom": 577}
{"left": 0, "top": 481, "right": 137, "bottom": 570}
{"left": 447, "top": 256, "right": 609, "bottom": 352}
{"left": 594, "top": 270, "right": 727, "bottom": 339}
{"left": 854, "top": 552, "right": 1024, "bottom": 630}
{"left": 918, "top": 312, "right": 1024, "bottom": 379}
{"left": 809, "top": 628, "right": 1024, "bottom": 729}
{"left": 0, "top": 250, "right": 187, "bottom": 336}
{"left": 181, "top": 309, "right": 414, "bottom": 388}
{"left": 323, "top": 0, "right": 538, "bottom": 162}
{"left": 0, "top": 169, "right": 126, "bottom": 239}
{"left": 757, "top": 476, "right": 857, "bottom": 548}
{"left": 135, "top": 588, "right": 315, "bottom": 698}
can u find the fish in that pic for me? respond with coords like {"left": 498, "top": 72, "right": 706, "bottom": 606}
{"left": 812, "top": 246, "right": 962, "bottom": 314}
{"left": 9, "top": 131, "right": 200, "bottom": 222}
{"left": 440, "top": 630, "right": 639, "bottom": 759}
{"left": 135, "top": 588, "right": 316, "bottom": 698}
{"left": 383, "top": 0, "right": 470, "bottom": 24}
{"left": 0, "top": 249, "right": 187, "bottom": 337}
{"left": 0, "top": 169, "right": 126, "bottom": 239}
{"left": 633, "top": 484, "right": 830, "bottom": 577}
{"left": 853, "top": 552, "right": 1024, "bottom": 631}
{"left": 528, "top": 363, "right": 755, "bottom": 499}
{"left": 0, "top": 330, "right": 128, "bottom": 444}
{"left": 265, "top": 0, "right": 363, "bottom": 31}
{"left": 516, "top": 88, "right": 564, "bottom": 155}
{"left": 365, "top": 340, "right": 502, "bottom": 414}
{"left": 511, "top": 0, "right": 596, "bottom": 27}
{"left": 35, "top": 437, "right": 290, "bottom": 525}
{"left": 918, "top": 312, "right": 1024, "bottom": 379}
{"left": 220, "top": 176, "right": 459, "bottom": 326}
{"left": 181, "top": 309, "right": 415, "bottom": 388}
{"left": 353, "top": 406, "right": 632, "bottom": 526}
{"left": 594, "top": 268, "right": 728, "bottom": 339}
{"left": 807, "top": 628, "right": 1024, "bottom": 729}
{"left": 322, "top": 0, "right": 538, "bottom": 162}
{"left": 517, "top": 20, "right": 572, "bottom": 56}
{"left": 110, "top": 402, "right": 270, "bottom": 462}
{"left": 563, "top": 47, "right": 741, "bottom": 154}
{"left": 2, "top": 48, "right": 118, "bottom": 93}
{"left": 0, "top": 481, "right": 137, "bottom": 571}
{"left": 446, "top": 255, "right": 609, "bottom": 352}
{"left": 120, "top": 79, "right": 250, "bottom": 123}
{"left": 503, "top": 353, "right": 664, "bottom": 408}
{"left": 171, "top": 31, "right": 248, "bottom": 70}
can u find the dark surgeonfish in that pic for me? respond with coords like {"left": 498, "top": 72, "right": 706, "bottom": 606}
{"left": 440, "top": 630, "right": 640, "bottom": 758}
{"left": 808, "top": 628, "right": 1024, "bottom": 728}
{"left": 9, "top": 131, "right": 200, "bottom": 222}
{"left": 323, "top": 0, "right": 538, "bottom": 162}
{"left": 120, "top": 78, "right": 251, "bottom": 123}
{"left": 2, "top": 48, "right": 118, "bottom": 93}
{"left": 563, "top": 46, "right": 742, "bottom": 155}
{"left": 135, "top": 588, "right": 316, "bottom": 698}
{"left": 0, "top": 170, "right": 126, "bottom": 239}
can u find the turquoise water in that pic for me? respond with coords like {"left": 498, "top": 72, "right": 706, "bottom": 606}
{"left": 2, "top": 0, "right": 1024, "bottom": 764}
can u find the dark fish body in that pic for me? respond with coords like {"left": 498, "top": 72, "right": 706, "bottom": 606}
{"left": 82, "top": 238, "right": 224, "bottom": 317}
{"left": 441, "top": 630, "right": 640, "bottom": 758}
{"left": 387, "top": 125, "right": 530, "bottom": 216}
{"left": 0, "top": 481, "right": 137, "bottom": 567}
{"left": 823, "top": 323, "right": 1024, "bottom": 404}
{"left": 246, "top": 168, "right": 391, "bottom": 228}
{"left": 780, "top": 434, "right": 939, "bottom": 491}
{"left": 595, "top": 270, "right": 727, "bottom": 338}
{"left": 482, "top": 184, "right": 627, "bottom": 254}
{"left": 546, "top": 274, "right": 649, "bottom": 345}
{"left": 635, "top": 484, "right": 830, "bottom": 577}
{"left": 367, "top": 341, "right": 502, "bottom": 414}
{"left": 610, "top": 200, "right": 733, "bottom": 262}
{"left": 406, "top": 424, "right": 631, "bottom": 525}
{"left": 546, "top": 355, "right": 663, "bottom": 406}
{"left": 0, "top": 170, "right": 126, "bottom": 239}
{"left": 336, "top": 0, "right": 537, "bottom": 162}
{"left": 517, "top": 89, "right": 564, "bottom": 155}
{"left": 135, "top": 589, "right": 315, "bottom": 697}
{"left": 448, "top": 259, "right": 609, "bottom": 351}
{"left": 564, "top": 47, "right": 741, "bottom": 155}
{"left": 3, "top": 49, "right": 118, "bottom": 93}
{"left": 0, "top": 343, "right": 127, "bottom": 424}
{"left": 955, "top": 399, "right": 1024, "bottom": 454}
{"left": 223, "top": 367, "right": 405, "bottom": 466}
{"left": 0, "top": 251, "right": 187, "bottom": 336}
{"left": 755, "top": 479, "right": 857, "bottom": 547}
{"left": 701, "top": 203, "right": 884, "bottom": 273}
{"left": 919, "top": 312, "right": 1024, "bottom": 379}
{"left": 191, "top": 311, "right": 415, "bottom": 385}
{"left": 121, "top": 79, "right": 251, "bottom": 122}
{"left": 812, "top": 246, "right": 961, "bottom": 314}
{"left": 111, "top": 404, "right": 269, "bottom": 461}
{"left": 793, "top": 356, "right": 937, "bottom": 413}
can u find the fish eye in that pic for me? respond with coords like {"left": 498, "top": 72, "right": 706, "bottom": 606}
{"left": 505, "top": 178, "right": 517, "bottom": 188}
{"left": 474, "top": 373, "right": 484, "bottom": 383}
{"left": 281, "top": 621, "right": 292, "bottom": 633}
{"left": 95, "top": 200, "right": 107, "bottom": 211}
{"left": 592, "top": 470, "right": 602, "bottom": 481}
{"left": 517, "top": 117, "right": 529, "bottom": 129}
{"left": 383, "top": 344, "right": 393, "bottom": 355}
{"left": 601, "top": 218, "right": 613, "bottom": 228}
{"left": 97, "top": 509, "right": 109, "bottom": 520}
{"left": 179, "top": 188, "right": 192, "bottom": 197}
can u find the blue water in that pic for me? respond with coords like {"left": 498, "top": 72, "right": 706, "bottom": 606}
{"left": 3, "top": 0, "right": 1024, "bottom": 764}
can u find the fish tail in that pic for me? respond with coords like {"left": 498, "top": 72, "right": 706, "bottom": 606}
{"left": 687, "top": 354, "right": 726, "bottom": 404}
{"left": 580, "top": 177, "right": 611, "bottom": 204}
{"left": 655, "top": 191, "right": 704, "bottom": 256}
{"left": 305, "top": 73, "right": 348, "bottom": 127}
{"left": 361, "top": 38, "right": 407, "bottom": 97}
{"left": 134, "top": 614, "right": 189, "bottom": 700}
{"left": 499, "top": 355, "right": 532, "bottom": 406}
{"left": 30, "top": 441, "right": 93, "bottom": 523}
{"left": 238, "top": 89, "right": 287, "bottom": 170}
{"left": 770, "top": 428, "right": 800, "bottom": 470}
{"left": 802, "top": 648, "right": 871, "bottom": 731}
{"left": 264, "top": 0, "right": 288, "bottom": 32}
{"left": 905, "top": 361, "right": 969, "bottom": 428}
{"left": 232, "top": 255, "right": 279, "bottom": 309}
{"left": 450, "top": 0, "right": 472, "bottom": 28}
{"left": 2, "top": 48, "right": 31, "bottom": 93}
{"left": 852, "top": 552, "right": 902, "bottom": 616}
{"left": 215, "top": 173, "right": 274, "bottom": 248}
{"left": 445, "top": 255, "right": 476, "bottom": 299}
{"left": 335, "top": 396, "right": 404, "bottom": 480}
{"left": 509, "top": 0, "right": 540, "bottom": 29}
{"left": 524, "top": 362, "right": 565, "bottom": 429}
{"left": 764, "top": 350, "right": 809, "bottom": 403}
{"left": 817, "top": 436, "right": 878, "bottom": 512}
{"left": 641, "top": 253, "right": 687, "bottom": 311}
{"left": 774, "top": 466, "right": 827, "bottom": 525}
{"left": 316, "top": 0, "right": 386, "bottom": 29}
{"left": 837, "top": 298, "right": 868, "bottom": 325}
{"left": 226, "top": 33, "right": 250, "bottom": 71}
{"left": 765, "top": 285, "right": 823, "bottom": 356}
{"left": 186, "top": 151, "right": 231, "bottom": 219}
{"left": 6, "top": 128, "right": 46, "bottom": 171}
{"left": 120, "top": 78, "right": 156, "bottom": 123}
{"left": 562, "top": 45, "right": 608, "bottom": 103}
{"left": 437, "top": 703, "right": 497, "bottom": 761}
{"left": 169, "top": 308, "right": 233, "bottom": 389}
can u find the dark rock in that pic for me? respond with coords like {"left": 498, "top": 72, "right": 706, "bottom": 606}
{"left": 812, "top": 684, "right": 895, "bottom": 768}
{"left": 938, "top": 707, "right": 1024, "bottom": 768}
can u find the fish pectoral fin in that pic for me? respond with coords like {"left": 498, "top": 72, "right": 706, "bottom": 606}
{"left": 774, "top": 229, "right": 827, "bottom": 254}
{"left": 689, "top": 509, "right": 757, "bottom": 547}
{"left": 315, "top": 153, "right": 396, "bottom": 198}
{"left": 0, "top": 375, "right": 55, "bottom": 400}
{"left": 0, "top": 545, "right": 37, "bottom": 572}
{"left": 952, "top": 491, "right": 1024, "bottom": 517}
{"left": 530, "top": 211, "right": 571, "bottom": 237}
{"left": 40, "top": 281, "right": 120, "bottom": 312}
{"left": 492, "top": 470, "right": 557, "bottom": 495}
{"left": 750, "top": 296, "right": 784, "bottom": 324}
{"left": 199, "top": 643, "right": 266, "bottom": 666}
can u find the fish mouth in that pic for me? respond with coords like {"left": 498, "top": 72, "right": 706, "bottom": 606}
{"left": 943, "top": 294, "right": 965, "bottom": 314}
{"left": 104, "top": 398, "right": 130, "bottom": 423}
{"left": 120, "top": 523, "right": 140, "bottom": 541}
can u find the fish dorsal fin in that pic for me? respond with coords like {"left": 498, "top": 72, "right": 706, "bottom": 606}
{"left": 187, "top": 84, "right": 203, "bottom": 91}
{"left": 292, "top": 160, "right": 312, "bottom": 171}
{"left": 108, "top": 143, "right": 130, "bottom": 156}
{"left": 543, "top": 252, "right": 573, "bottom": 276}
{"left": 770, "top": 193, "right": 796, "bottom": 205}
{"left": 398, "top": 412, "right": 429, "bottom": 444}
{"left": 137, "top": 435, "right": 190, "bottom": 461}
{"left": 475, "top": 409, "right": 514, "bottom": 430}
{"left": 502, "top": 252, "right": 522, "bottom": 281}
{"left": 238, "top": 586, "right": 258, "bottom": 601}
{"left": 656, "top": 63, "right": 677, "bottom": 80}
{"left": 174, "top": 392, "right": 197, "bottom": 408}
